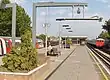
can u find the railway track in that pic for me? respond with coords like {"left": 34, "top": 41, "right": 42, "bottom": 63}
{"left": 87, "top": 44, "right": 110, "bottom": 76}
{"left": 100, "top": 48, "right": 110, "bottom": 55}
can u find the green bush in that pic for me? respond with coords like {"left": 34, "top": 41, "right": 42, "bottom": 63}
{"left": 1, "top": 29, "right": 38, "bottom": 72}
{"left": 66, "top": 39, "right": 72, "bottom": 45}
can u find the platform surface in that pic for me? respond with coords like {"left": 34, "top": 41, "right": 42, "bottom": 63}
{"left": 48, "top": 46, "right": 100, "bottom": 80}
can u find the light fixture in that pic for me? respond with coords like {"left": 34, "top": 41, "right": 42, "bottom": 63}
{"left": 62, "top": 24, "right": 69, "bottom": 27}
{"left": 66, "top": 28, "right": 71, "bottom": 29}
{"left": 90, "top": 16, "right": 99, "bottom": 18}
{"left": 99, "top": 17, "right": 103, "bottom": 22}
{"left": 77, "top": 7, "right": 81, "bottom": 14}
{"left": 90, "top": 16, "right": 103, "bottom": 22}
{"left": 68, "top": 31, "right": 73, "bottom": 32}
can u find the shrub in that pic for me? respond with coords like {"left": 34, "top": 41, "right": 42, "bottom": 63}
{"left": 66, "top": 39, "right": 72, "bottom": 45}
{"left": 1, "top": 29, "right": 38, "bottom": 72}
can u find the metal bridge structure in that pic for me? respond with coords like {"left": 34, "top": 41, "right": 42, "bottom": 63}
{"left": 32, "top": 2, "right": 88, "bottom": 49}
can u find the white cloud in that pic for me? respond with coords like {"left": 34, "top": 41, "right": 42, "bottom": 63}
{"left": 38, "top": 0, "right": 49, "bottom": 2}
{"left": 74, "top": 0, "right": 86, "bottom": 2}
{"left": 108, "top": 5, "right": 110, "bottom": 8}
{"left": 101, "top": 0, "right": 108, "bottom": 3}
{"left": 16, "top": 1, "right": 106, "bottom": 39}
{"left": 85, "top": 7, "right": 88, "bottom": 10}
{"left": 38, "top": 0, "right": 55, "bottom": 2}
{"left": 96, "top": 0, "right": 108, "bottom": 3}
{"left": 51, "top": 9, "right": 67, "bottom": 15}
{"left": 10, "top": 0, "right": 26, "bottom": 4}
{"left": 37, "top": 12, "right": 103, "bottom": 39}
{"left": 90, "top": 13, "right": 99, "bottom": 18}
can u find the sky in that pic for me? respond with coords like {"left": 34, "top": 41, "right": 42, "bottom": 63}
{"left": 9, "top": 0, "right": 110, "bottom": 39}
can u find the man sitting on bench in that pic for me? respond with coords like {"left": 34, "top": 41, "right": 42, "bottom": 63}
{"left": 47, "top": 45, "right": 61, "bottom": 56}
{"left": 47, "top": 45, "right": 53, "bottom": 55}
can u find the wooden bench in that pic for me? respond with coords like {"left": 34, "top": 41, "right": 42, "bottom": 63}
{"left": 47, "top": 48, "right": 61, "bottom": 56}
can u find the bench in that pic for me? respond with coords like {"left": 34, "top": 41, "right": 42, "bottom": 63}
{"left": 47, "top": 48, "right": 61, "bottom": 56}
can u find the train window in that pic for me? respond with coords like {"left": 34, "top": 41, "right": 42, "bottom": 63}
{"left": 15, "top": 42, "right": 21, "bottom": 47}
{"left": 0, "top": 40, "right": 2, "bottom": 55}
{"left": 0, "top": 40, "right": 4, "bottom": 55}
{"left": 97, "top": 40, "right": 99, "bottom": 42}
{"left": 5, "top": 40, "right": 9, "bottom": 47}
{"left": 4, "top": 39, "right": 11, "bottom": 48}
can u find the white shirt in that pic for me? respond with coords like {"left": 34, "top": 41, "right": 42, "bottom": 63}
{"left": 48, "top": 45, "right": 52, "bottom": 51}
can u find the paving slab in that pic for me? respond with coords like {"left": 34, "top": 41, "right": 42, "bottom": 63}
{"left": 39, "top": 45, "right": 76, "bottom": 80}
{"left": 47, "top": 46, "right": 100, "bottom": 80}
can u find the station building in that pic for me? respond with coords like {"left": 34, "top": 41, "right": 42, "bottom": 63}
{"left": 62, "top": 36, "right": 87, "bottom": 45}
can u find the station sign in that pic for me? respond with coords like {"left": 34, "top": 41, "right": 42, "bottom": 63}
{"left": 62, "top": 24, "right": 69, "bottom": 27}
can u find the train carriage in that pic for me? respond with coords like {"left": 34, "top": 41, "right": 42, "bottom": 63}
{"left": 87, "top": 38, "right": 105, "bottom": 48}
{"left": 0, "top": 38, "right": 7, "bottom": 55}
{"left": 0, "top": 38, "right": 45, "bottom": 56}
{"left": 96, "top": 38, "right": 105, "bottom": 48}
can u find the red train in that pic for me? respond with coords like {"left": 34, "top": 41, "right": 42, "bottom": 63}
{"left": 0, "top": 38, "right": 44, "bottom": 56}
{"left": 87, "top": 38, "right": 105, "bottom": 48}
{"left": 96, "top": 38, "right": 105, "bottom": 47}
{"left": 0, "top": 38, "right": 12, "bottom": 55}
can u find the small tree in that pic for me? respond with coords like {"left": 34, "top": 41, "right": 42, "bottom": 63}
{"left": 0, "top": 0, "right": 31, "bottom": 37}
{"left": 98, "top": 31, "right": 110, "bottom": 39}
{"left": 1, "top": 28, "right": 38, "bottom": 72}
{"left": 66, "top": 39, "right": 72, "bottom": 45}
{"left": 38, "top": 34, "right": 46, "bottom": 42}
{"left": 102, "top": 19, "right": 110, "bottom": 35}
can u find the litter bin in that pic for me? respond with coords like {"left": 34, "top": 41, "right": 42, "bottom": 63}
{"left": 64, "top": 44, "right": 70, "bottom": 48}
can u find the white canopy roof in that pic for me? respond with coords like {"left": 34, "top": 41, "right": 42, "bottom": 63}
{"left": 62, "top": 36, "right": 87, "bottom": 39}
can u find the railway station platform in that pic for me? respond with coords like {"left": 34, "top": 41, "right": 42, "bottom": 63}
{"left": 40, "top": 45, "right": 102, "bottom": 80}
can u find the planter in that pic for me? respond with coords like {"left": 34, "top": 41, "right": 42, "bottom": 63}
{"left": 0, "top": 56, "right": 50, "bottom": 80}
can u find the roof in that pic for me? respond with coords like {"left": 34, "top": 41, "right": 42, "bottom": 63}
{"left": 62, "top": 36, "right": 87, "bottom": 39}
{"left": 0, "top": 36, "right": 21, "bottom": 39}
{"left": 96, "top": 38, "right": 105, "bottom": 41}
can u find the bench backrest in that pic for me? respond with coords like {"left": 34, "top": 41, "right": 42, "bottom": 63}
{"left": 52, "top": 48, "right": 57, "bottom": 52}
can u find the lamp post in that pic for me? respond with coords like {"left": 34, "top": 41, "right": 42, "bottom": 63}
{"left": 65, "top": 36, "right": 66, "bottom": 49}
{"left": 67, "top": 30, "right": 73, "bottom": 48}
{"left": 59, "top": 24, "right": 70, "bottom": 49}
{"left": 65, "top": 28, "right": 71, "bottom": 49}
{"left": 43, "top": 23, "right": 50, "bottom": 56}
{"left": 44, "top": 7, "right": 50, "bottom": 56}
{"left": 63, "top": 26, "right": 72, "bottom": 49}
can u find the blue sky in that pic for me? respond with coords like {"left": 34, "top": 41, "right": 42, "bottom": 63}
{"left": 10, "top": 0, "right": 110, "bottom": 39}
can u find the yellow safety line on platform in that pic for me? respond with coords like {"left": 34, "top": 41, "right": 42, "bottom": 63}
{"left": 87, "top": 47, "right": 109, "bottom": 80}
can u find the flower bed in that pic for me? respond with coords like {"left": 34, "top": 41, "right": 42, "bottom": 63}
{"left": 0, "top": 54, "right": 50, "bottom": 80}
